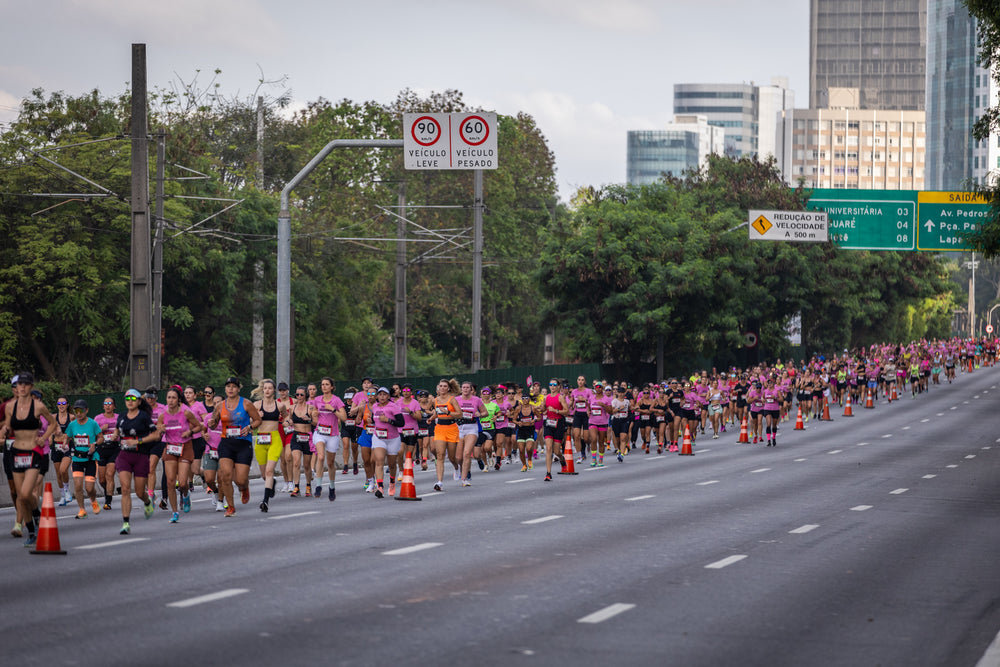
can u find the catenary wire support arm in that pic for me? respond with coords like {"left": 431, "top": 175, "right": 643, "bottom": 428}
{"left": 277, "top": 139, "right": 403, "bottom": 385}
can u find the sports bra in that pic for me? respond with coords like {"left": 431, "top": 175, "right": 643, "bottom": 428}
{"left": 9, "top": 398, "right": 41, "bottom": 432}
{"left": 258, "top": 400, "right": 281, "bottom": 422}
{"left": 291, "top": 405, "right": 312, "bottom": 425}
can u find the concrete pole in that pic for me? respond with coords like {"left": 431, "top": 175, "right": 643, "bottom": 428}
{"left": 129, "top": 43, "right": 152, "bottom": 390}
{"left": 394, "top": 180, "right": 407, "bottom": 377}
{"left": 151, "top": 128, "right": 165, "bottom": 388}
{"left": 471, "top": 169, "right": 483, "bottom": 372}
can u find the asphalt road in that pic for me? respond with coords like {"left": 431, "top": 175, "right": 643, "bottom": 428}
{"left": 3, "top": 368, "right": 1000, "bottom": 667}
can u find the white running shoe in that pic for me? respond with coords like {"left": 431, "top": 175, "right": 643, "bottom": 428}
{"left": 453, "top": 469, "right": 461, "bottom": 481}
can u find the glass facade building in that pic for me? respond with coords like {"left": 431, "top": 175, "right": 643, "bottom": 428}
{"left": 925, "top": 0, "right": 997, "bottom": 188}
{"left": 626, "top": 130, "right": 700, "bottom": 185}
{"left": 674, "top": 83, "right": 757, "bottom": 157}
{"left": 809, "top": 0, "right": 927, "bottom": 111}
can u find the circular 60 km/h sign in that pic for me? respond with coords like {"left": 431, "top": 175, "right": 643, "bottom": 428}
{"left": 410, "top": 115, "right": 443, "bottom": 146}
{"left": 744, "top": 331, "right": 759, "bottom": 348}
{"left": 458, "top": 115, "right": 490, "bottom": 146}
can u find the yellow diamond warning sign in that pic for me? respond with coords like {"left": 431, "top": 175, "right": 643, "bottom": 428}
{"left": 748, "top": 209, "right": 828, "bottom": 243}
{"left": 751, "top": 214, "right": 773, "bottom": 235}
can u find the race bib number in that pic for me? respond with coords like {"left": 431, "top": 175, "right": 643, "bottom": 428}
{"left": 375, "top": 429, "right": 388, "bottom": 439}
{"left": 401, "top": 429, "right": 415, "bottom": 437}
{"left": 166, "top": 444, "right": 183, "bottom": 456}
{"left": 121, "top": 439, "right": 138, "bottom": 451}
{"left": 462, "top": 411, "right": 474, "bottom": 420}
{"left": 295, "top": 433, "right": 311, "bottom": 445}
{"left": 345, "top": 419, "right": 356, "bottom": 426}
{"left": 13, "top": 453, "right": 32, "bottom": 469}
{"left": 316, "top": 426, "right": 332, "bottom": 436}
{"left": 257, "top": 433, "right": 271, "bottom": 444}
{"left": 545, "top": 419, "right": 558, "bottom": 428}
{"left": 56, "top": 443, "right": 70, "bottom": 453}
{"left": 74, "top": 435, "right": 90, "bottom": 447}
{"left": 436, "top": 407, "right": 448, "bottom": 415}
{"left": 655, "top": 416, "right": 665, "bottom": 423}
{"left": 226, "top": 427, "right": 242, "bottom": 437}
{"left": 575, "top": 401, "right": 587, "bottom": 410}
{"left": 614, "top": 412, "right": 628, "bottom": 419}
{"left": 208, "top": 450, "right": 219, "bottom": 460}
{"left": 104, "top": 432, "right": 117, "bottom": 442}
{"left": 417, "top": 429, "right": 429, "bottom": 437}
{"left": 365, "top": 427, "right": 374, "bottom": 435}
{"left": 590, "top": 408, "right": 602, "bottom": 416}
{"left": 640, "top": 415, "right": 650, "bottom": 421}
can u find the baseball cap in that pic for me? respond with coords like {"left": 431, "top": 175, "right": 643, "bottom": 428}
{"left": 73, "top": 399, "right": 88, "bottom": 410}
{"left": 377, "top": 386, "right": 390, "bottom": 394}
{"left": 225, "top": 376, "right": 240, "bottom": 387}
{"left": 277, "top": 382, "right": 289, "bottom": 391}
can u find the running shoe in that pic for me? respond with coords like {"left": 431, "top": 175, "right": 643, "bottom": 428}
{"left": 159, "top": 498, "right": 168, "bottom": 511}
{"left": 421, "top": 459, "right": 428, "bottom": 471}
{"left": 342, "top": 465, "right": 348, "bottom": 475}
{"left": 478, "top": 458, "right": 485, "bottom": 471}
{"left": 462, "top": 479, "right": 471, "bottom": 487}
{"left": 241, "top": 487, "right": 250, "bottom": 504}
{"left": 453, "top": 470, "right": 461, "bottom": 481}
{"left": 521, "top": 464, "right": 528, "bottom": 472}
{"left": 143, "top": 501, "right": 154, "bottom": 520}
{"left": 58, "top": 493, "right": 69, "bottom": 507}
{"left": 597, "top": 459, "right": 605, "bottom": 467}
{"left": 328, "top": 487, "right": 336, "bottom": 501}
{"left": 216, "top": 500, "right": 225, "bottom": 512}
{"left": 544, "top": 472, "right": 552, "bottom": 482}
{"left": 433, "top": 481, "right": 443, "bottom": 492}
{"left": 224, "top": 506, "right": 236, "bottom": 517}
{"left": 76, "top": 510, "right": 87, "bottom": 519}
{"left": 259, "top": 501, "right": 268, "bottom": 513}
{"left": 103, "top": 502, "right": 112, "bottom": 511}
{"left": 170, "top": 512, "right": 179, "bottom": 523}
{"left": 375, "top": 483, "right": 384, "bottom": 499}
{"left": 314, "top": 484, "right": 322, "bottom": 496}
{"left": 11, "top": 522, "right": 22, "bottom": 538}
{"left": 92, "top": 501, "right": 101, "bottom": 514}
{"left": 591, "top": 460, "right": 597, "bottom": 467}
{"left": 528, "top": 461, "right": 534, "bottom": 470}
{"left": 23, "top": 533, "right": 37, "bottom": 548}
{"left": 713, "top": 434, "right": 719, "bottom": 439}
{"left": 120, "top": 521, "right": 130, "bottom": 535}
{"left": 181, "top": 494, "right": 191, "bottom": 513}
{"left": 388, "top": 482, "right": 395, "bottom": 496}
{"left": 656, "top": 446, "right": 662, "bottom": 454}
{"left": 617, "top": 452, "right": 624, "bottom": 463}
{"left": 353, "top": 463, "right": 359, "bottom": 475}
{"left": 494, "top": 460, "right": 502, "bottom": 471}
{"left": 361, "top": 480, "right": 370, "bottom": 493}
{"left": 291, "top": 485, "right": 300, "bottom": 498}
{"left": 305, "top": 487, "right": 312, "bottom": 498}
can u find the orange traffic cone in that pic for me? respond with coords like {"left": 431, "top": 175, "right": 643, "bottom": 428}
{"left": 864, "top": 387, "right": 875, "bottom": 409}
{"left": 821, "top": 396, "right": 833, "bottom": 421}
{"left": 890, "top": 384, "right": 897, "bottom": 402}
{"left": 558, "top": 436, "right": 578, "bottom": 475}
{"left": 968, "top": 358, "right": 974, "bottom": 373}
{"left": 679, "top": 425, "right": 694, "bottom": 455}
{"left": 794, "top": 406, "right": 805, "bottom": 430}
{"left": 737, "top": 415, "right": 749, "bottom": 443}
{"left": 31, "top": 482, "right": 66, "bottom": 555}
{"left": 395, "top": 452, "right": 421, "bottom": 501}
{"left": 843, "top": 392, "right": 853, "bottom": 417}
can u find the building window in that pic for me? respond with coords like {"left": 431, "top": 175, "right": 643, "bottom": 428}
{"left": 889, "top": 122, "right": 900, "bottom": 132}
{"left": 794, "top": 119, "right": 806, "bottom": 129}
{"left": 875, "top": 122, "right": 886, "bottom": 131}
{"left": 904, "top": 151, "right": 912, "bottom": 162}
{"left": 902, "top": 122, "right": 913, "bottom": 132}
{"left": 888, "top": 167, "right": 897, "bottom": 177}
{"left": 903, "top": 136, "right": 913, "bottom": 147}
{"left": 847, "top": 151, "right": 858, "bottom": 160}
{"left": 835, "top": 121, "right": 846, "bottom": 130}
{"left": 862, "top": 122, "right": 873, "bottom": 131}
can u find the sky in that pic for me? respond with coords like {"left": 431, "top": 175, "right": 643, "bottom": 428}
{"left": 0, "top": 0, "right": 810, "bottom": 202}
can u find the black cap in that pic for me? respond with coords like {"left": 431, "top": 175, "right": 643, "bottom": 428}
{"left": 73, "top": 399, "right": 88, "bottom": 410}
{"left": 16, "top": 371, "right": 34, "bottom": 385}
{"left": 225, "top": 376, "right": 240, "bottom": 387}
{"left": 277, "top": 382, "right": 289, "bottom": 391}
{"left": 362, "top": 376, "right": 374, "bottom": 383}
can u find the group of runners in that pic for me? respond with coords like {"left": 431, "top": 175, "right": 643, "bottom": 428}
{"left": 1, "top": 335, "right": 996, "bottom": 544}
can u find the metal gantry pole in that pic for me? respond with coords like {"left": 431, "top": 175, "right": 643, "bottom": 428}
{"left": 471, "top": 169, "right": 483, "bottom": 372}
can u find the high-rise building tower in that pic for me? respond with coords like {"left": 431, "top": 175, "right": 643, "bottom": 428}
{"left": 925, "top": 0, "right": 999, "bottom": 188}
{"left": 809, "top": 0, "right": 927, "bottom": 111}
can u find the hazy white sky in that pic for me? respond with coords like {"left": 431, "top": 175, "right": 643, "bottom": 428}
{"left": 0, "top": 0, "right": 809, "bottom": 201}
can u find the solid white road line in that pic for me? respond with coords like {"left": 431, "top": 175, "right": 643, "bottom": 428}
{"left": 696, "top": 480, "right": 719, "bottom": 486}
{"left": 789, "top": 524, "right": 819, "bottom": 534}
{"left": 167, "top": 588, "right": 249, "bottom": 608}
{"left": 521, "top": 515, "right": 563, "bottom": 525}
{"left": 78, "top": 538, "right": 149, "bottom": 550}
{"left": 750, "top": 468, "right": 771, "bottom": 474}
{"left": 828, "top": 449, "right": 843, "bottom": 454}
{"left": 268, "top": 511, "right": 320, "bottom": 520}
{"left": 705, "top": 555, "right": 747, "bottom": 569}
{"left": 577, "top": 603, "right": 636, "bottom": 624}
{"left": 625, "top": 495, "right": 655, "bottom": 502}
{"left": 851, "top": 505, "right": 873, "bottom": 511}
{"left": 505, "top": 478, "right": 532, "bottom": 484}
{"left": 382, "top": 542, "right": 443, "bottom": 556}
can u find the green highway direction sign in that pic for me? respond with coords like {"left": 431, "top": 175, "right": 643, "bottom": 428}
{"left": 805, "top": 189, "right": 990, "bottom": 251}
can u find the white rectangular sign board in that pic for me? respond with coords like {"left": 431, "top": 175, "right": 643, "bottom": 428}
{"left": 749, "top": 210, "right": 828, "bottom": 242}
{"left": 403, "top": 112, "right": 498, "bottom": 170}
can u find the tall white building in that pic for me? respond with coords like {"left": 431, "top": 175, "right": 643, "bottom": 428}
{"left": 626, "top": 115, "right": 725, "bottom": 186}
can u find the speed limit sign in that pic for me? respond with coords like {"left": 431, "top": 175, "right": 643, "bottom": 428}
{"left": 403, "top": 112, "right": 498, "bottom": 170}
{"left": 988, "top": 324, "right": 995, "bottom": 334}
{"left": 744, "top": 331, "right": 759, "bottom": 348}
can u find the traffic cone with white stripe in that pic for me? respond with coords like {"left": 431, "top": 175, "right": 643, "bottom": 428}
{"left": 31, "top": 482, "right": 67, "bottom": 555}
{"left": 843, "top": 392, "right": 853, "bottom": 417}
{"left": 794, "top": 406, "right": 805, "bottom": 430}
{"left": 737, "top": 415, "right": 749, "bottom": 443}
{"left": 890, "top": 384, "right": 897, "bottom": 402}
{"left": 558, "top": 435, "right": 578, "bottom": 475}
{"left": 820, "top": 396, "right": 833, "bottom": 421}
{"left": 679, "top": 425, "right": 694, "bottom": 455}
{"left": 395, "top": 452, "right": 421, "bottom": 501}
{"left": 864, "top": 387, "right": 874, "bottom": 409}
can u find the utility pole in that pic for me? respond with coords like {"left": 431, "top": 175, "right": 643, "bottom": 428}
{"left": 151, "top": 128, "right": 165, "bottom": 388}
{"left": 252, "top": 95, "right": 265, "bottom": 382}
{"left": 394, "top": 180, "right": 407, "bottom": 377}
{"left": 965, "top": 251, "right": 979, "bottom": 337}
{"left": 129, "top": 43, "right": 152, "bottom": 390}
{"left": 471, "top": 169, "right": 483, "bottom": 372}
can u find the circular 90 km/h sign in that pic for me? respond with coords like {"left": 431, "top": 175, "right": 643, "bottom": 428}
{"left": 410, "top": 116, "right": 442, "bottom": 146}
{"left": 744, "top": 331, "right": 759, "bottom": 348}
{"left": 459, "top": 115, "right": 490, "bottom": 146}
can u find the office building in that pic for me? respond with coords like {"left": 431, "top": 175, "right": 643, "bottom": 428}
{"left": 626, "top": 115, "right": 725, "bottom": 186}
{"left": 809, "top": 0, "right": 927, "bottom": 111}
{"left": 783, "top": 105, "right": 925, "bottom": 189}
{"left": 925, "top": 0, "right": 999, "bottom": 188}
